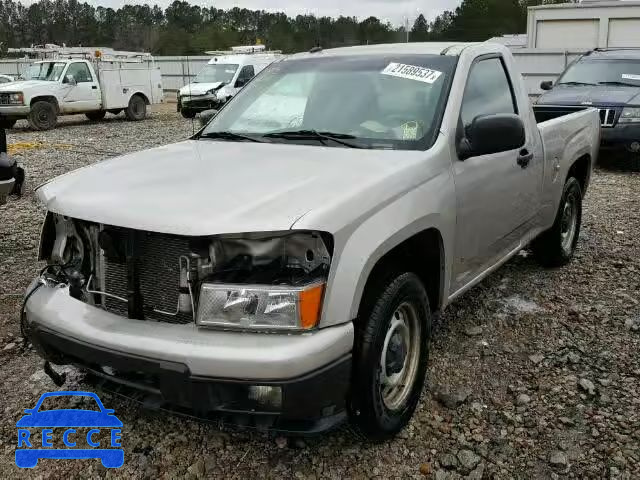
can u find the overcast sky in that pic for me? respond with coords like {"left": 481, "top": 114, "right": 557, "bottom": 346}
{"left": 29, "top": 0, "right": 462, "bottom": 26}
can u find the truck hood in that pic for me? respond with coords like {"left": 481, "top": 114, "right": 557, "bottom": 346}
{"left": 0, "top": 80, "right": 60, "bottom": 92}
{"left": 179, "top": 82, "right": 224, "bottom": 96}
{"left": 537, "top": 85, "right": 640, "bottom": 106}
{"left": 37, "top": 140, "right": 418, "bottom": 236}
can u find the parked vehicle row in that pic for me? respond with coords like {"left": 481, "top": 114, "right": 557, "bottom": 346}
{"left": 23, "top": 42, "right": 599, "bottom": 440}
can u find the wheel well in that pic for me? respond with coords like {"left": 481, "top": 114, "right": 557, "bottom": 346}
{"left": 30, "top": 96, "right": 59, "bottom": 113}
{"left": 567, "top": 154, "right": 590, "bottom": 196}
{"left": 132, "top": 92, "right": 150, "bottom": 105}
{"left": 358, "top": 229, "right": 443, "bottom": 319}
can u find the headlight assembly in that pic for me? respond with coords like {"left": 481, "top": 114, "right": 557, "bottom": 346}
{"left": 619, "top": 107, "right": 640, "bottom": 123}
{"left": 8, "top": 92, "right": 24, "bottom": 105}
{"left": 196, "top": 281, "right": 325, "bottom": 331}
{"left": 205, "top": 89, "right": 217, "bottom": 96}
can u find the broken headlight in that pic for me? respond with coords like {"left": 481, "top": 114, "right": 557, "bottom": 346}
{"left": 194, "top": 231, "right": 332, "bottom": 331}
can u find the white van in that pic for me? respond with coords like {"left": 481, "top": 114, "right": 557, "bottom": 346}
{"left": 177, "top": 48, "right": 282, "bottom": 118}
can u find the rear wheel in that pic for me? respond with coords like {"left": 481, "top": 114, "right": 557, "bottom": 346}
{"left": 532, "top": 176, "right": 582, "bottom": 267}
{"left": 349, "top": 272, "right": 430, "bottom": 441}
{"left": 28, "top": 101, "right": 57, "bottom": 130}
{"left": 85, "top": 110, "right": 106, "bottom": 121}
{"left": 125, "top": 95, "right": 146, "bottom": 121}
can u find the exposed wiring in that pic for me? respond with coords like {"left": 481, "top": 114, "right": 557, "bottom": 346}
{"left": 20, "top": 262, "right": 74, "bottom": 342}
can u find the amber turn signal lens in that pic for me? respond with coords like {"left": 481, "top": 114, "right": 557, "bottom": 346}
{"left": 299, "top": 283, "right": 325, "bottom": 329}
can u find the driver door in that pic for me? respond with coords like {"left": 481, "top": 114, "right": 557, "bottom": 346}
{"left": 61, "top": 62, "right": 101, "bottom": 113}
{"left": 451, "top": 56, "right": 540, "bottom": 293}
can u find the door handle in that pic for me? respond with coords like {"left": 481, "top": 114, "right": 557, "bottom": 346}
{"left": 517, "top": 149, "right": 533, "bottom": 168}
{"left": 91, "top": 85, "right": 97, "bottom": 89}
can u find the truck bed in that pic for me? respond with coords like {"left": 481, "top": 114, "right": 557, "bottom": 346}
{"left": 533, "top": 105, "right": 591, "bottom": 124}
{"left": 534, "top": 105, "right": 600, "bottom": 213}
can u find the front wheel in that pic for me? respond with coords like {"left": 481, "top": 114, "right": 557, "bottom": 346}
{"left": 125, "top": 95, "right": 146, "bottom": 121}
{"left": 28, "top": 101, "right": 57, "bottom": 130}
{"left": 181, "top": 108, "right": 196, "bottom": 119}
{"left": 349, "top": 272, "right": 431, "bottom": 441}
{"left": 532, "top": 176, "right": 582, "bottom": 267}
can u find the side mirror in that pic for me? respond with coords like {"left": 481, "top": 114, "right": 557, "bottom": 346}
{"left": 199, "top": 109, "right": 218, "bottom": 127}
{"left": 458, "top": 114, "right": 525, "bottom": 161}
{"left": 64, "top": 74, "right": 77, "bottom": 86}
{"left": 540, "top": 80, "right": 553, "bottom": 91}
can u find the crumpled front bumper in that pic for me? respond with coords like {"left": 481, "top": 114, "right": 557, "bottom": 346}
{"left": 179, "top": 94, "right": 221, "bottom": 112}
{"left": 24, "top": 284, "right": 354, "bottom": 433}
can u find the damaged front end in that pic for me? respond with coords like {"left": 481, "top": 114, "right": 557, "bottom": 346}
{"left": 38, "top": 212, "right": 333, "bottom": 331}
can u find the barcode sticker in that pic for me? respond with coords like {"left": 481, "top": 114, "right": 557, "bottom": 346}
{"left": 381, "top": 63, "right": 443, "bottom": 84}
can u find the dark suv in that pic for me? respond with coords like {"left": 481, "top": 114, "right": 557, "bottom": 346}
{"left": 537, "top": 48, "right": 640, "bottom": 170}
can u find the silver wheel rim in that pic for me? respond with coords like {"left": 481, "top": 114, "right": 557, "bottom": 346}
{"left": 380, "top": 302, "right": 421, "bottom": 411}
{"left": 560, "top": 193, "right": 578, "bottom": 253}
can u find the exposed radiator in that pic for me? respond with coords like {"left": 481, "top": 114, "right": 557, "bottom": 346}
{"left": 99, "top": 228, "right": 194, "bottom": 325}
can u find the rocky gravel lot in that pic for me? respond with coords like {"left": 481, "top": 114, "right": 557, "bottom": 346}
{"left": 1, "top": 104, "right": 639, "bottom": 479}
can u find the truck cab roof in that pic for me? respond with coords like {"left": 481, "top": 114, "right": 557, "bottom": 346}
{"left": 207, "top": 53, "right": 283, "bottom": 67}
{"left": 291, "top": 42, "right": 480, "bottom": 60}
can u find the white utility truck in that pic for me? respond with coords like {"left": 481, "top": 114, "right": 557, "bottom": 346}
{"left": 0, "top": 47, "right": 163, "bottom": 130}
{"left": 177, "top": 45, "right": 282, "bottom": 118}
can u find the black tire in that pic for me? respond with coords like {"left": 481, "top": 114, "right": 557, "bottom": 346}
{"left": 28, "top": 101, "right": 57, "bottom": 130}
{"left": 532, "top": 177, "right": 582, "bottom": 267}
{"left": 125, "top": 95, "right": 146, "bottom": 121}
{"left": 181, "top": 108, "right": 196, "bottom": 119}
{"left": 85, "top": 110, "right": 106, "bottom": 121}
{"left": 630, "top": 155, "right": 640, "bottom": 172}
{"left": 108, "top": 109, "right": 122, "bottom": 116}
{"left": 349, "top": 272, "right": 431, "bottom": 441}
{"left": 0, "top": 118, "right": 16, "bottom": 129}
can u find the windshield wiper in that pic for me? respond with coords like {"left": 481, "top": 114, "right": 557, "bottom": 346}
{"left": 557, "top": 81, "right": 596, "bottom": 86}
{"left": 263, "top": 129, "right": 366, "bottom": 149}
{"left": 199, "top": 131, "right": 265, "bottom": 143}
{"left": 597, "top": 81, "right": 639, "bottom": 87}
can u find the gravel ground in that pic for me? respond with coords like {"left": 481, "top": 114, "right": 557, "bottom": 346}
{"left": 1, "top": 105, "right": 639, "bottom": 479}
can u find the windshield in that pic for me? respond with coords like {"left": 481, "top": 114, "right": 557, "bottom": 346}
{"left": 558, "top": 58, "right": 640, "bottom": 86}
{"left": 194, "top": 63, "right": 239, "bottom": 84}
{"left": 200, "top": 54, "right": 456, "bottom": 150}
{"left": 25, "top": 62, "right": 67, "bottom": 81}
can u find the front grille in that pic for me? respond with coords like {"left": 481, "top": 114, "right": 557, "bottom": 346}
{"left": 599, "top": 108, "right": 617, "bottom": 127}
{"left": 100, "top": 229, "right": 194, "bottom": 324}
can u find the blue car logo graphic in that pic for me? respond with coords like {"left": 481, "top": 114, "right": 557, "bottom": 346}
{"left": 16, "top": 391, "right": 123, "bottom": 468}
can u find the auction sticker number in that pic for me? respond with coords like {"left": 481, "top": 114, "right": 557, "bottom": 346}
{"left": 381, "top": 63, "right": 443, "bottom": 84}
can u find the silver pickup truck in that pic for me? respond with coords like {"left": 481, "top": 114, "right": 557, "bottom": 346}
{"left": 24, "top": 42, "right": 600, "bottom": 440}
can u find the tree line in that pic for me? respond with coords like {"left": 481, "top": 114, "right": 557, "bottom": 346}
{"left": 0, "top": 0, "right": 573, "bottom": 56}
